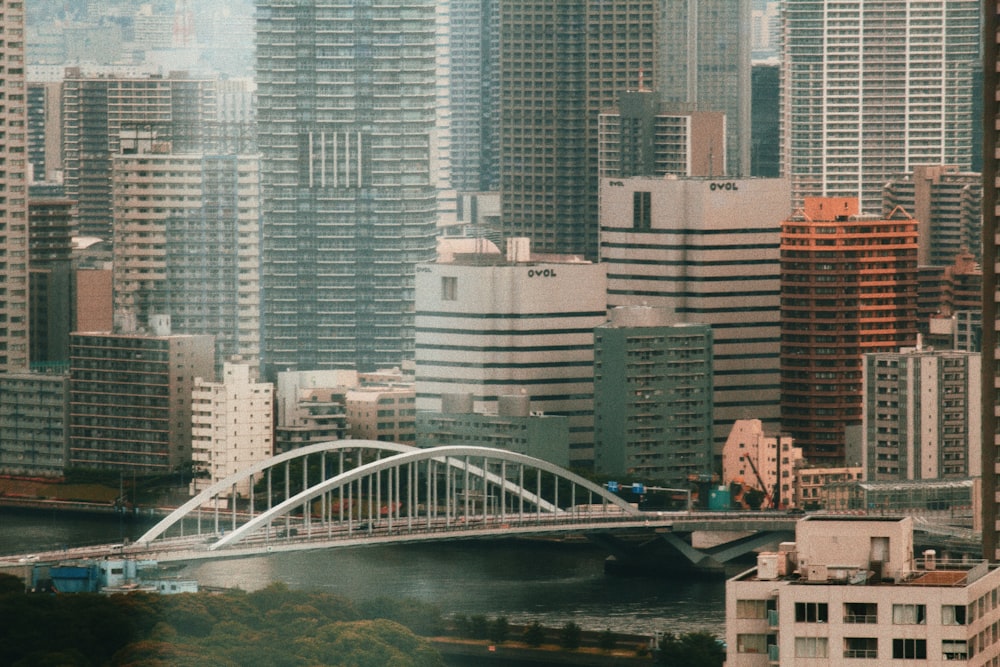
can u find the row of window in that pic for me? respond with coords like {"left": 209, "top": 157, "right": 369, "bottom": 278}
{"left": 738, "top": 600, "right": 966, "bottom": 626}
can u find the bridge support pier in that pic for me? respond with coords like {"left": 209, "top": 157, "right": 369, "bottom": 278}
{"left": 587, "top": 528, "right": 795, "bottom": 578}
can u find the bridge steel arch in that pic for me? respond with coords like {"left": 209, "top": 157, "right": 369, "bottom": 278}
{"left": 137, "top": 441, "right": 637, "bottom": 552}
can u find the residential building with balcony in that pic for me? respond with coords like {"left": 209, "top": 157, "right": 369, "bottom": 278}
{"left": 593, "top": 307, "right": 713, "bottom": 487}
{"left": 68, "top": 329, "right": 214, "bottom": 473}
{"left": 190, "top": 362, "right": 273, "bottom": 497}
{"left": 863, "top": 346, "right": 981, "bottom": 482}
{"left": 780, "top": 197, "right": 919, "bottom": 463}
{"left": 726, "top": 516, "right": 1000, "bottom": 665}
{"left": 0, "top": 372, "right": 69, "bottom": 477}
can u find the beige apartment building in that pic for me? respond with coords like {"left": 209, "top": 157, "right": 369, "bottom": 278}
{"left": 0, "top": 1, "right": 29, "bottom": 372}
{"left": 111, "top": 144, "right": 261, "bottom": 373}
{"left": 190, "top": 362, "right": 273, "bottom": 497}
{"left": 727, "top": 516, "right": 1000, "bottom": 665}
{"left": 722, "top": 419, "right": 802, "bottom": 510}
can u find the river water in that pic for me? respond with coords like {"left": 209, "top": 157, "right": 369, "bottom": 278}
{"left": 0, "top": 508, "right": 726, "bottom": 637}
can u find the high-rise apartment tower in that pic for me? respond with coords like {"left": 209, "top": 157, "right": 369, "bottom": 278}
{"left": 0, "top": 2, "right": 28, "bottom": 373}
{"left": 256, "top": 0, "right": 439, "bottom": 376}
{"left": 780, "top": 197, "right": 919, "bottom": 464}
{"left": 781, "top": 0, "right": 980, "bottom": 213}
{"left": 982, "top": 0, "right": 1000, "bottom": 562}
{"left": 498, "top": 0, "right": 659, "bottom": 260}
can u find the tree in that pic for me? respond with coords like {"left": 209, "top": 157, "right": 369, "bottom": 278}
{"left": 469, "top": 614, "right": 489, "bottom": 639}
{"left": 523, "top": 621, "right": 545, "bottom": 647}
{"left": 598, "top": 628, "right": 616, "bottom": 652}
{"left": 488, "top": 616, "right": 509, "bottom": 644}
{"left": 656, "top": 631, "right": 725, "bottom": 667}
{"left": 559, "top": 621, "right": 581, "bottom": 650}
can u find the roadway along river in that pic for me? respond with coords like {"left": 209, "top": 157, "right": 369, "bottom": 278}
{"left": 0, "top": 508, "right": 726, "bottom": 638}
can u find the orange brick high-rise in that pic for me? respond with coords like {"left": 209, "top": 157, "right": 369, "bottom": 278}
{"left": 780, "top": 197, "right": 919, "bottom": 464}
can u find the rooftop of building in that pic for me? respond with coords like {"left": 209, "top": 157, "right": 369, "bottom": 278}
{"left": 733, "top": 516, "right": 993, "bottom": 589}
{"left": 435, "top": 237, "right": 589, "bottom": 266}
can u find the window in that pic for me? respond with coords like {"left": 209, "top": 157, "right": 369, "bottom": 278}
{"left": 892, "top": 604, "right": 926, "bottom": 625}
{"left": 941, "top": 604, "right": 967, "bottom": 625}
{"left": 441, "top": 276, "right": 457, "bottom": 301}
{"left": 633, "top": 190, "right": 651, "bottom": 230}
{"left": 736, "top": 634, "right": 767, "bottom": 654}
{"left": 736, "top": 599, "right": 767, "bottom": 619}
{"left": 795, "top": 637, "right": 828, "bottom": 658}
{"left": 795, "top": 601, "right": 828, "bottom": 623}
{"left": 892, "top": 638, "right": 926, "bottom": 659}
{"left": 844, "top": 602, "right": 877, "bottom": 623}
{"left": 941, "top": 640, "right": 968, "bottom": 660}
{"left": 844, "top": 637, "right": 878, "bottom": 659}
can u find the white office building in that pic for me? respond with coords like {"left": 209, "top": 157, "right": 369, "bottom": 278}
{"left": 600, "top": 176, "right": 789, "bottom": 454}
{"left": 415, "top": 238, "right": 607, "bottom": 468}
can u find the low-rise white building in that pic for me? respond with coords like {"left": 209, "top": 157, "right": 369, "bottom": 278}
{"left": 726, "top": 516, "right": 1000, "bottom": 665}
{"left": 191, "top": 362, "right": 273, "bottom": 496}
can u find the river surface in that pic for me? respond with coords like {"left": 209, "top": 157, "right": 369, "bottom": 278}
{"left": 0, "top": 508, "right": 726, "bottom": 637}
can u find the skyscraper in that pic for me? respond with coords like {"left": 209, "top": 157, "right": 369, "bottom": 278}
{"left": 256, "top": 1, "right": 439, "bottom": 376}
{"left": 111, "top": 145, "right": 262, "bottom": 373}
{"left": 0, "top": 2, "right": 28, "bottom": 373}
{"left": 448, "top": 0, "right": 499, "bottom": 193}
{"left": 499, "top": 1, "right": 658, "bottom": 260}
{"left": 655, "top": 0, "right": 752, "bottom": 179}
{"left": 781, "top": 0, "right": 980, "bottom": 212}
{"left": 982, "top": 0, "right": 1000, "bottom": 562}
{"left": 61, "top": 71, "right": 218, "bottom": 239}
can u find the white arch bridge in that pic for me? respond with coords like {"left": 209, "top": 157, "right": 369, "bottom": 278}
{"left": 129, "top": 441, "right": 658, "bottom": 563}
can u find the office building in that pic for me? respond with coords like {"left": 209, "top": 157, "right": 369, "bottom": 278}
{"left": 781, "top": 0, "right": 980, "bottom": 212}
{"left": 984, "top": 0, "right": 1000, "bottom": 563}
{"left": 601, "top": 176, "right": 789, "bottom": 454}
{"left": 68, "top": 330, "right": 214, "bottom": 473}
{"left": 863, "top": 346, "right": 981, "bottom": 482}
{"left": 0, "top": 372, "right": 69, "bottom": 478}
{"left": 256, "top": 1, "right": 439, "bottom": 376}
{"left": 721, "top": 419, "right": 801, "bottom": 511}
{"left": 0, "top": 2, "right": 29, "bottom": 373}
{"left": 780, "top": 197, "right": 919, "bottom": 463}
{"left": 726, "top": 517, "right": 1000, "bottom": 665}
{"left": 593, "top": 307, "right": 713, "bottom": 487}
{"left": 415, "top": 238, "right": 607, "bottom": 468}
{"left": 499, "top": 0, "right": 659, "bottom": 260}
{"left": 61, "top": 71, "right": 218, "bottom": 239}
{"left": 111, "top": 144, "right": 261, "bottom": 372}
{"left": 883, "top": 165, "right": 982, "bottom": 267}
{"left": 417, "top": 392, "right": 570, "bottom": 467}
{"left": 597, "top": 89, "right": 726, "bottom": 179}
{"left": 191, "top": 362, "right": 273, "bottom": 496}
{"left": 655, "top": 0, "right": 752, "bottom": 179}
